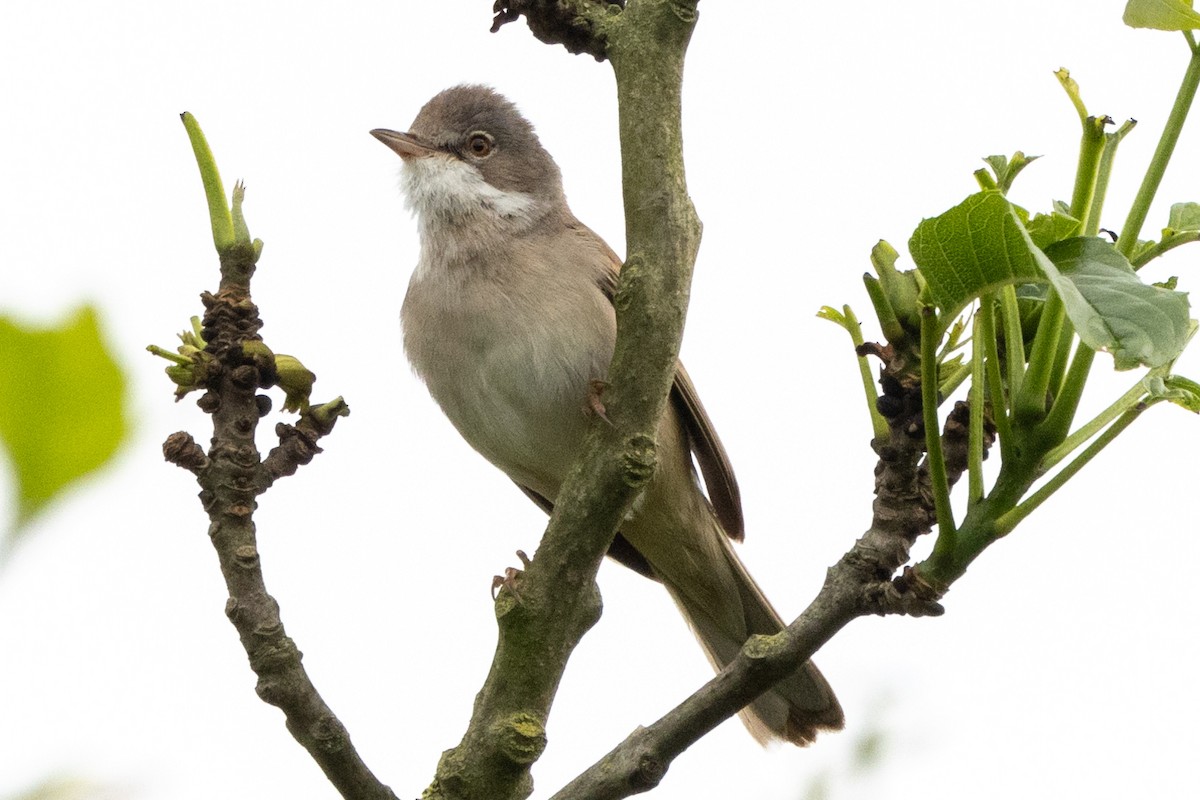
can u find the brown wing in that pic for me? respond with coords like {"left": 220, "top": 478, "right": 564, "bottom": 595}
{"left": 585, "top": 223, "right": 745, "bottom": 542}
{"left": 669, "top": 364, "right": 745, "bottom": 541}
{"left": 514, "top": 219, "right": 744, "bottom": 571}
{"left": 514, "top": 483, "right": 657, "bottom": 578}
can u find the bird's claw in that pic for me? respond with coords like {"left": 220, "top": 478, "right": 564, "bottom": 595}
{"left": 492, "top": 549, "right": 532, "bottom": 602}
{"left": 585, "top": 379, "right": 613, "bottom": 425}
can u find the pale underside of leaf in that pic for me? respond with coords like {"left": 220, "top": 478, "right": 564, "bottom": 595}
{"left": 1041, "top": 237, "right": 1192, "bottom": 370}
{"left": 909, "top": 190, "right": 1191, "bottom": 371}
{"left": 1123, "top": 0, "right": 1200, "bottom": 31}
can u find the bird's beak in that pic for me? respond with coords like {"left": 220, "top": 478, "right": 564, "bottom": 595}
{"left": 370, "top": 128, "right": 437, "bottom": 160}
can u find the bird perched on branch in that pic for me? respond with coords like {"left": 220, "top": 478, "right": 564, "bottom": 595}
{"left": 372, "top": 85, "right": 842, "bottom": 744}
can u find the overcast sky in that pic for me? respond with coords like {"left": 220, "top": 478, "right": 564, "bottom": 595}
{"left": 2, "top": 2, "right": 1199, "bottom": 799}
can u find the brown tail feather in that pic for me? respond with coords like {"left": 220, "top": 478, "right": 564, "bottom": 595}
{"left": 664, "top": 540, "right": 843, "bottom": 745}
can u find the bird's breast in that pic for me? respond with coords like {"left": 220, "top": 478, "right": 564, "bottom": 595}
{"left": 401, "top": 247, "right": 616, "bottom": 496}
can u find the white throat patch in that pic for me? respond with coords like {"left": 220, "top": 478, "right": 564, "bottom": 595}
{"left": 401, "top": 155, "right": 538, "bottom": 224}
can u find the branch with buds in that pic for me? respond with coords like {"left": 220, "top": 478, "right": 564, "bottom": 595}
{"left": 150, "top": 114, "right": 378, "bottom": 800}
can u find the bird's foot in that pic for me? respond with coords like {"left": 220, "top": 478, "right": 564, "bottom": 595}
{"left": 585, "top": 379, "right": 613, "bottom": 425}
{"left": 491, "top": 549, "right": 532, "bottom": 602}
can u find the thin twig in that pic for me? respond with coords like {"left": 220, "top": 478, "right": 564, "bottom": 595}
{"left": 163, "top": 162, "right": 383, "bottom": 796}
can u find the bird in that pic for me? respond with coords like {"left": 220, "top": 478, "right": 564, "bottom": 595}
{"left": 371, "top": 84, "right": 842, "bottom": 745}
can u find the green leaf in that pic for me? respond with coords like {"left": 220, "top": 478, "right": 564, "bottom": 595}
{"left": 1014, "top": 283, "right": 1050, "bottom": 344}
{"left": 1027, "top": 210, "right": 1082, "bottom": 250}
{"left": 909, "top": 191, "right": 1045, "bottom": 319}
{"left": 982, "top": 154, "right": 1010, "bottom": 179}
{"left": 4, "top": 777, "right": 109, "bottom": 800}
{"left": 1042, "top": 237, "right": 1191, "bottom": 369}
{"left": 908, "top": 190, "right": 1191, "bottom": 370}
{"left": 274, "top": 354, "right": 316, "bottom": 413}
{"left": 1124, "top": 0, "right": 1200, "bottom": 30}
{"left": 1166, "top": 201, "right": 1200, "bottom": 232}
{"left": 1145, "top": 373, "right": 1200, "bottom": 411}
{"left": 870, "top": 239, "right": 923, "bottom": 333}
{"left": 816, "top": 305, "right": 847, "bottom": 327}
{"left": 983, "top": 151, "right": 1041, "bottom": 194}
{"left": 180, "top": 112, "right": 234, "bottom": 250}
{"left": 0, "top": 307, "right": 127, "bottom": 537}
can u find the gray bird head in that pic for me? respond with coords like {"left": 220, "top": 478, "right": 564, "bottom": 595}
{"left": 372, "top": 85, "right": 565, "bottom": 227}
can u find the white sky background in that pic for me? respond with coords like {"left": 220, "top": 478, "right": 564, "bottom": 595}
{"left": 1, "top": 1, "right": 1198, "bottom": 798}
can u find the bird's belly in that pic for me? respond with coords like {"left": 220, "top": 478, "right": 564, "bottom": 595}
{"left": 405, "top": 292, "right": 613, "bottom": 497}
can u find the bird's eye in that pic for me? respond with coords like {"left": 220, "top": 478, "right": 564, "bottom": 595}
{"left": 467, "top": 133, "right": 493, "bottom": 158}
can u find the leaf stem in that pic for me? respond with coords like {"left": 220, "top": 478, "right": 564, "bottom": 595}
{"left": 821, "top": 304, "right": 888, "bottom": 440}
{"left": 1088, "top": 119, "right": 1138, "bottom": 237}
{"left": 1046, "top": 319, "right": 1076, "bottom": 402}
{"left": 1040, "top": 376, "right": 1146, "bottom": 471}
{"left": 1014, "top": 292, "right": 1065, "bottom": 423}
{"left": 999, "top": 285, "right": 1025, "bottom": 400}
{"left": 994, "top": 403, "right": 1147, "bottom": 537}
{"left": 1132, "top": 229, "right": 1200, "bottom": 270}
{"left": 1039, "top": 343, "right": 1096, "bottom": 445}
{"left": 1069, "top": 115, "right": 1108, "bottom": 228}
{"left": 940, "top": 361, "right": 972, "bottom": 398}
{"left": 967, "top": 313, "right": 986, "bottom": 505}
{"left": 146, "top": 344, "right": 192, "bottom": 365}
{"left": 921, "top": 305, "right": 958, "bottom": 550}
{"left": 843, "top": 305, "right": 889, "bottom": 440}
{"left": 1056, "top": 67, "right": 1089, "bottom": 124}
{"left": 863, "top": 274, "right": 905, "bottom": 345}
{"left": 1118, "top": 36, "right": 1200, "bottom": 259}
{"left": 978, "top": 296, "right": 1013, "bottom": 461}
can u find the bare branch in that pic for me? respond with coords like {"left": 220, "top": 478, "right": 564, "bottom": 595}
{"left": 162, "top": 431, "right": 208, "bottom": 474}
{"left": 160, "top": 176, "right": 387, "bottom": 796}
